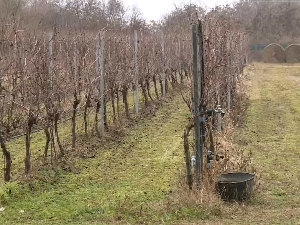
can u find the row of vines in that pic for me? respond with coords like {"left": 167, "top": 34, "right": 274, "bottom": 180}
{"left": 183, "top": 10, "right": 249, "bottom": 189}
{"left": 0, "top": 7, "right": 249, "bottom": 185}
{"left": 0, "top": 26, "right": 192, "bottom": 181}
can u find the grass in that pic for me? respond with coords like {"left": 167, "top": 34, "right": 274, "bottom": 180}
{"left": 219, "top": 63, "right": 300, "bottom": 224}
{"left": 0, "top": 89, "right": 202, "bottom": 224}
{"left": 2, "top": 63, "right": 300, "bottom": 224}
{"left": 0, "top": 83, "right": 162, "bottom": 184}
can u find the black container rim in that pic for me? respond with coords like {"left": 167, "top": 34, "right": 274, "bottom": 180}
{"left": 217, "top": 172, "right": 255, "bottom": 184}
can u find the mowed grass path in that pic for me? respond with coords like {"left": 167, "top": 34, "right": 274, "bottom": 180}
{"left": 221, "top": 63, "right": 300, "bottom": 224}
{"left": 0, "top": 94, "right": 190, "bottom": 224}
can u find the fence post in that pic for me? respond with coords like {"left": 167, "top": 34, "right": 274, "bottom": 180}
{"left": 96, "top": 33, "right": 101, "bottom": 133}
{"left": 161, "top": 31, "right": 166, "bottom": 96}
{"left": 74, "top": 41, "right": 77, "bottom": 88}
{"left": 179, "top": 41, "right": 182, "bottom": 84}
{"left": 49, "top": 32, "right": 53, "bottom": 94}
{"left": 192, "top": 24, "right": 201, "bottom": 188}
{"left": 100, "top": 33, "right": 105, "bottom": 132}
{"left": 227, "top": 37, "right": 231, "bottom": 111}
{"left": 96, "top": 34, "right": 100, "bottom": 88}
{"left": 134, "top": 30, "right": 139, "bottom": 114}
{"left": 197, "top": 21, "right": 205, "bottom": 185}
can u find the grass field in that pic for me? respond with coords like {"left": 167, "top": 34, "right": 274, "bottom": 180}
{"left": 1, "top": 63, "right": 300, "bottom": 224}
{"left": 221, "top": 63, "right": 300, "bottom": 224}
{"left": 0, "top": 91, "right": 196, "bottom": 224}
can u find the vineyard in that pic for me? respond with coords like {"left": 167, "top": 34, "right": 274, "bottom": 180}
{"left": 0, "top": 27, "right": 190, "bottom": 177}
{"left": 0, "top": 7, "right": 248, "bottom": 182}
{"left": 2, "top": 1, "right": 291, "bottom": 224}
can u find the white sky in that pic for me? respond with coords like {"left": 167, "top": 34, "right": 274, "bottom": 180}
{"left": 124, "top": 0, "right": 235, "bottom": 21}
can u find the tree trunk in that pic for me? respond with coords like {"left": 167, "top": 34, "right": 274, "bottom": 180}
{"left": 179, "top": 69, "right": 183, "bottom": 84}
{"left": 0, "top": 132, "right": 11, "bottom": 181}
{"left": 54, "top": 112, "right": 64, "bottom": 156}
{"left": 122, "top": 86, "right": 130, "bottom": 120}
{"left": 141, "top": 81, "right": 149, "bottom": 106}
{"left": 7, "top": 78, "right": 17, "bottom": 135}
{"left": 103, "top": 97, "right": 108, "bottom": 132}
{"left": 25, "top": 113, "right": 35, "bottom": 174}
{"left": 171, "top": 71, "right": 178, "bottom": 87}
{"left": 184, "top": 121, "right": 194, "bottom": 190}
{"left": 165, "top": 73, "right": 170, "bottom": 93}
{"left": 159, "top": 78, "right": 163, "bottom": 97}
{"left": 146, "top": 79, "right": 153, "bottom": 101}
{"left": 50, "top": 124, "right": 56, "bottom": 166}
{"left": 84, "top": 93, "right": 91, "bottom": 138}
{"left": 152, "top": 75, "right": 159, "bottom": 99}
{"left": 44, "top": 127, "right": 50, "bottom": 158}
{"left": 111, "top": 89, "right": 116, "bottom": 123}
{"left": 95, "top": 101, "right": 100, "bottom": 137}
{"left": 184, "top": 69, "right": 189, "bottom": 79}
{"left": 116, "top": 90, "right": 120, "bottom": 120}
{"left": 72, "top": 92, "right": 80, "bottom": 149}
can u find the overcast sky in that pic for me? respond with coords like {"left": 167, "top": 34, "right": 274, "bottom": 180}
{"left": 123, "top": 0, "right": 235, "bottom": 21}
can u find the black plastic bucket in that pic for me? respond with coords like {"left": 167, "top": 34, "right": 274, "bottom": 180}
{"left": 217, "top": 173, "right": 255, "bottom": 201}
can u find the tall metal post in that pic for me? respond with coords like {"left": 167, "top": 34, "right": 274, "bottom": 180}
{"left": 100, "top": 33, "right": 105, "bottom": 132}
{"left": 161, "top": 31, "right": 166, "bottom": 96}
{"left": 96, "top": 33, "right": 101, "bottom": 132}
{"left": 179, "top": 41, "right": 182, "bottom": 84}
{"left": 134, "top": 30, "right": 139, "bottom": 114}
{"left": 96, "top": 34, "right": 100, "bottom": 86}
{"left": 197, "top": 21, "right": 204, "bottom": 183}
{"left": 192, "top": 24, "right": 201, "bottom": 188}
{"left": 49, "top": 32, "right": 53, "bottom": 94}
{"left": 74, "top": 41, "right": 77, "bottom": 88}
{"left": 227, "top": 37, "right": 231, "bottom": 110}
